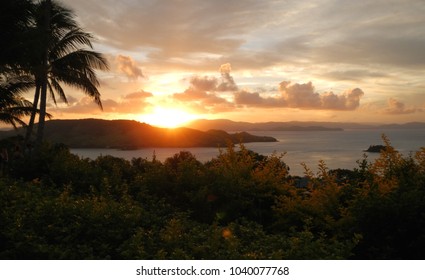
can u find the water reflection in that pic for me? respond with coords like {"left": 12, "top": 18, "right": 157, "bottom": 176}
{"left": 71, "top": 129, "right": 424, "bottom": 176}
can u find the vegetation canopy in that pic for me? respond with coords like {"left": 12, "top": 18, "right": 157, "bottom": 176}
{"left": 0, "top": 135, "right": 424, "bottom": 259}
{"left": 1, "top": 1, "right": 424, "bottom": 261}
{"left": 0, "top": 0, "right": 108, "bottom": 145}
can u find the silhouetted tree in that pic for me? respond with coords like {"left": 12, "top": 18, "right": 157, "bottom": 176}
{"left": 30, "top": 0, "right": 109, "bottom": 144}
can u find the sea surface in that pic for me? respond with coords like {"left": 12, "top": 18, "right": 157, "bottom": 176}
{"left": 71, "top": 128, "right": 425, "bottom": 176}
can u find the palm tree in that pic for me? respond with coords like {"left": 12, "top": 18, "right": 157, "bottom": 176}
{"left": 24, "top": 0, "right": 109, "bottom": 144}
{"left": 0, "top": 75, "right": 35, "bottom": 128}
{"left": 0, "top": 0, "right": 37, "bottom": 128}
{"left": 0, "top": 0, "right": 34, "bottom": 71}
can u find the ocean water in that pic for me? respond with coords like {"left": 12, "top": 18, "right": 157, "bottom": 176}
{"left": 71, "top": 128, "right": 425, "bottom": 176}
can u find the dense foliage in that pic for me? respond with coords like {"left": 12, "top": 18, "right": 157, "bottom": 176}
{"left": 0, "top": 119, "right": 277, "bottom": 149}
{"left": 1, "top": 0, "right": 108, "bottom": 143}
{"left": 0, "top": 135, "right": 424, "bottom": 259}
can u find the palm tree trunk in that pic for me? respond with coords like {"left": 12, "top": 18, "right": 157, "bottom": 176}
{"left": 25, "top": 84, "right": 40, "bottom": 143}
{"left": 35, "top": 0, "right": 51, "bottom": 146}
{"left": 36, "top": 79, "right": 47, "bottom": 145}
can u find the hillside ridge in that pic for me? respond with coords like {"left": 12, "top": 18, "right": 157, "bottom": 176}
{"left": 0, "top": 118, "right": 277, "bottom": 148}
{"left": 186, "top": 119, "right": 425, "bottom": 131}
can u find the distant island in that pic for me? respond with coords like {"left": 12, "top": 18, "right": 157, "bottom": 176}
{"left": 186, "top": 119, "right": 345, "bottom": 131}
{"left": 0, "top": 119, "right": 277, "bottom": 149}
{"left": 186, "top": 119, "right": 425, "bottom": 131}
{"left": 364, "top": 145, "right": 387, "bottom": 153}
{"left": 273, "top": 126, "right": 343, "bottom": 131}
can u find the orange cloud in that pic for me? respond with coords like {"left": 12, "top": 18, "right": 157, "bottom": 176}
{"left": 173, "top": 64, "right": 364, "bottom": 113}
{"left": 218, "top": 63, "right": 238, "bottom": 92}
{"left": 235, "top": 81, "right": 364, "bottom": 110}
{"left": 234, "top": 90, "right": 284, "bottom": 107}
{"left": 48, "top": 90, "right": 153, "bottom": 115}
{"left": 381, "top": 98, "right": 418, "bottom": 115}
{"left": 189, "top": 76, "right": 218, "bottom": 92}
{"left": 172, "top": 63, "right": 238, "bottom": 113}
{"left": 115, "top": 55, "right": 144, "bottom": 80}
{"left": 173, "top": 87, "right": 234, "bottom": 114}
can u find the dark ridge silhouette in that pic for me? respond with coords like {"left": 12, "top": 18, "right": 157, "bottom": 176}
{"left": 364, "top": 144, "right": 387, "bottom": 153}
{"left": 186, "top": 118, "right": 425, "bottom": 131}
{"left": 0, "top": 118, "right": 277, "bottom": 148}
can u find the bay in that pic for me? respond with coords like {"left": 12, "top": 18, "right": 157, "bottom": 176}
{"left": 71, "top": 128, "right": 425, "bottom": 176}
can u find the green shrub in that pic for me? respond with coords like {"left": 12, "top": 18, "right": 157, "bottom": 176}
{"left": 1, "top": 137, "right": 425, "bottom": 259}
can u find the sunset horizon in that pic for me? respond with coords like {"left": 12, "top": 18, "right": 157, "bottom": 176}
{"left": 2, "top": 0, "right": 425, "bottom": 266}
{"left": 9, "top": 0, "right": 422, "bottom": 129}
{"left": 5, "top": 115, "right": 424, "bottom": 131}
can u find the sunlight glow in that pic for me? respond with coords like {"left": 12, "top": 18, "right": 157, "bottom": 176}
{"left": 140, "top": 107, "right": 197, "bottom": 128}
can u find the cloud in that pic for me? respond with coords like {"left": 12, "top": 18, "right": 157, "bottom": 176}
{"left": 122, "top": 90, "right": 153, "bottom": 101}
{"left": 189, "top": 76, "right": 218, "bottom": 92}
{"left": 64, "top": 0, "right": 425, "bottom": 76}
{"left": 235, "top": 81, "right": 364, "bottom": 110}
{"left": 310, "top": 36, "right": 425, "bottom": 68}
{"left": 118, "top": 90, "right": 153, "bottom": 113}
{"left": 47, "top": 96, "right": 117, "bottom": 115}
{"left": 319, "top": 69, "right": 389, "bottom": 81}
{"left": 321, "top": 88, "right": 364, "bottom": 110}
{"left": 115, "top": 55, "right": 144, "bottom": 80}
{"left": 65, "top": 0, "right": 256, "bottom": 61}
{"left": 278, "top": 81, "right": 321, "bottom": 108}
{"left": 268, "top": 1, "right": 425, "bottom": 69}
{"left": 234, "top": 90, "right": 284, "bottom": 107}
{"left": 45, "top": 0, "right": 425, "bottom": 125}
{"left": 219, "top": 63, "right": 232, "bottom": 74}
{"left": 49, "top": 90, "right": 153, "bottom": 115}
{"left": 186, "top": 63, "right": 238, "bottom": 92}
{"left": 172, "top": 64, "right": 238, "bottom": 113}
{"left": 218, "top": 63, "right": 238, "bottom": 91}
{"left": 381, "top": 98, "right": 418, "bottom": 115}
{"left": 173, "top": 86, "right": 235, "bottom": 114}
{"left": 173, "top": 63, "right": 364, "bottom": 112}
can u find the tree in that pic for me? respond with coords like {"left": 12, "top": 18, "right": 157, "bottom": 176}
{"left": 24, "top": 0, "right": 109, "bottom": 144}
{"left": 1, "top": 0, "right": 108, "bottom": 140}
{"left": 0, "top": 75, "right": 34, "bottom": 128}
{"left": 0, "top": 0, "right": 34, "bottom": 71}
{"left": 0, "top": 0, "right": 36, "bottom": 127}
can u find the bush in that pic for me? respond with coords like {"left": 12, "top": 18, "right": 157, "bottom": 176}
{"left": 1, "top": 137, "right": 425, "bottom": 259}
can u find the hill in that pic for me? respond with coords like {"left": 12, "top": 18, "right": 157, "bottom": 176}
{"left": 186, "top": 119, "right": 425, "bottom": 131}
{"left": 0, "top": 119, "right": 277, "bottom": 148}
{"left": 187, "top": 119, "right": 348, "bottom": 131}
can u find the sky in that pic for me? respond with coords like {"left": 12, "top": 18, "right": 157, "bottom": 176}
{"left": 39, "top": 0, "right": 425, "bottom": 127}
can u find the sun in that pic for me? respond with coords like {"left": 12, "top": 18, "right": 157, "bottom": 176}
{"left": 140, "top": 107, "right": 198, "bottom": 128}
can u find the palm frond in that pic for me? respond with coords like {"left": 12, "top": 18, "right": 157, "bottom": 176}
{"left": 54, "top": 49, "right": 109, "bottom": 72}
{"left": 54, "top": 71, "right": 103, "bottom": 109}
{"left": 0, "top": 112, "right": 27, "bottom": 129}
{"left": 0, "top": 98, "right": 35, "bottom": 128}
{"left": 47, "top": 80, "right": 57, "bottom": 105}
{"left": 49, "top": 78, "right": 67, "bottom": 104}
{"left": 50, "top": 1, "right": 78, "bottom": 30}
{"left": 0, "top": 75, "right": 35, "bottom": 97}
{"left": 34, "top": 0, "right": 78, "bottom": 33}
{"left": 48, "top": 48, "right": 108, "bottom": 110}
{"left": 50, "top": 28, "right": 94, "bottom": 59}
